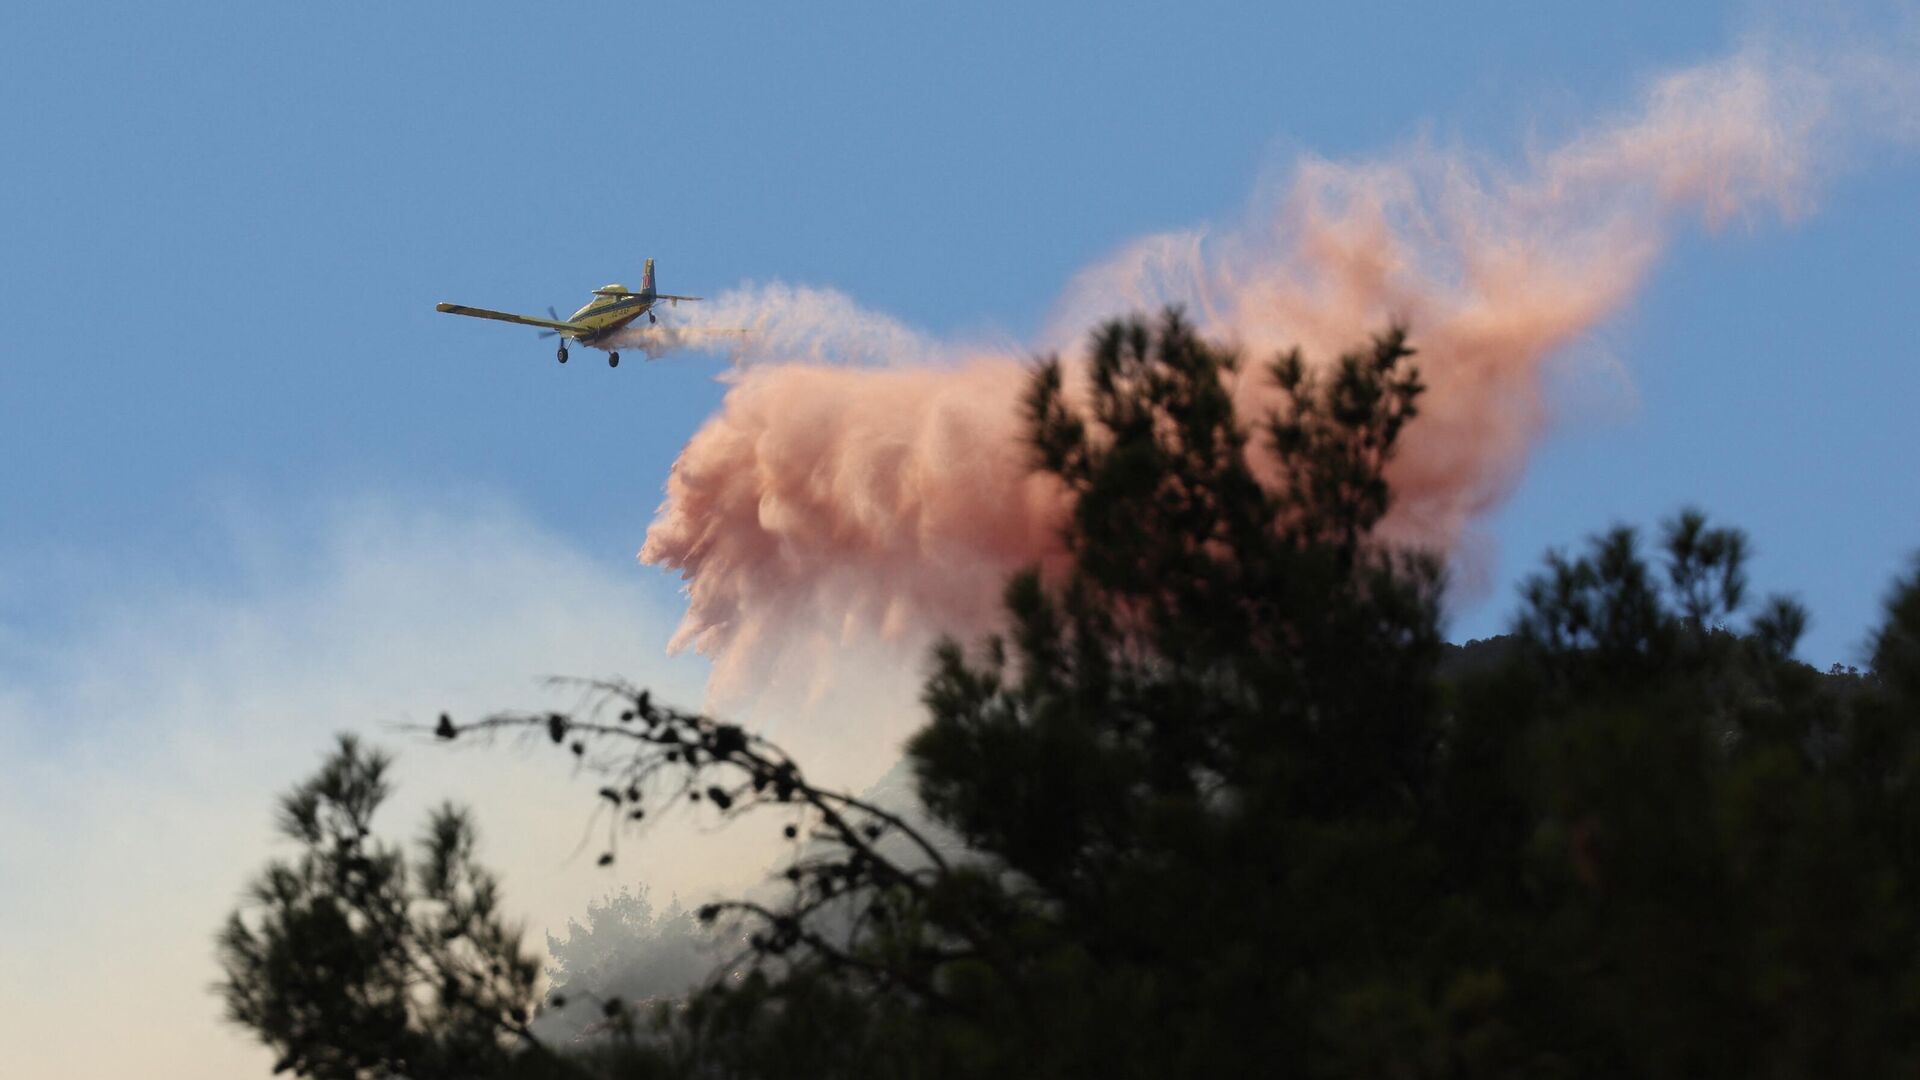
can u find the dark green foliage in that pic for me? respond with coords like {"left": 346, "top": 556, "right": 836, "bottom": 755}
{"left": 1874, "top": 558, "right": 1920, "bottom": 703}
{"left": 1446, "top": 521, "right": 1920, "bottom": 1078}
{"left": 217, "top": 735, "right": 569, "bottom": 1079}
{"left": 444, "top": 312, "right": 1454, "bottom": 1077}
{"left": 229, "top": 311, "right": 1920, "bottom": 1077}
{"left": 902, "top": 313, "right": 1454, "bottom": 1076}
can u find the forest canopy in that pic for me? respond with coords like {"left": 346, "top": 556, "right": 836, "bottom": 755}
{"left": 221, "top": 312, "right": 1920, "bottom": 1079}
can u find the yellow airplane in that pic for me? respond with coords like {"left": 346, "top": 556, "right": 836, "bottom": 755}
{"left": 435, "top": 259, "right": 704, "bottom": 367}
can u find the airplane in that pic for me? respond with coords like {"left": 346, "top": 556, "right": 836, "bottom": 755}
{"left": 435, "top": 259, "right": 704, "bottom": 367}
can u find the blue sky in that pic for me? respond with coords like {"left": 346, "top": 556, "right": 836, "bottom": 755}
{"left": 3, "top": 2, "right": 1910, "bottom": 667}
{"left": 2, "top": 3, "right": 1917, "bottom": 1073}
{"left": 12, "top": 0, "right": 1860, "bottom": 646}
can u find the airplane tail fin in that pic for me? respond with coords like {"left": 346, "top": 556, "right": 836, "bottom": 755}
{"left": 641, "top": 258, "right": 656, "bottom": 296}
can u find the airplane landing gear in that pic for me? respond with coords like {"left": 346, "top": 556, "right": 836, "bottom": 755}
{"left": 608, "top": 352, "right": 620, "bottom": 368}
{"left": 556, "top": 345, "right": 569, "bottom": 364}
{"left": 648, "top": 312, "right": 657, "bottom": 325}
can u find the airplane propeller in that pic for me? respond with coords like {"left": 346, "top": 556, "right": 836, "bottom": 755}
{"left": 537, "top": 305, "right": 562, "bottom": 339}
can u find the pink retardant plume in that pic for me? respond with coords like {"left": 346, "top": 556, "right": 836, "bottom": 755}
{"left": 643, "top": 48, "right": 1831, "bottom": 702}
{"left": 641, "top": 356, "right": 1065, "bottom": 700}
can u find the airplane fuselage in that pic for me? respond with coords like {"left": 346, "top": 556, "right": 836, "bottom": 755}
{"left": 565, "top": 289, "right": 656, "bottom": 343}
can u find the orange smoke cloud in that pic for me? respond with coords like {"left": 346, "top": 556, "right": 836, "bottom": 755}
{"left": 642, "top": 47, "right": 1837, "bottom": 698}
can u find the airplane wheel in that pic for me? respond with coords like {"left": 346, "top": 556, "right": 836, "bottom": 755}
{"left": 609, "top": 353, "right": 620, "bottom": 368}
{"left": 648, "top": 313, "right": 656, "bottom": 324}
{"left": 557, "top": 348, "right": 568, "bottom": 364}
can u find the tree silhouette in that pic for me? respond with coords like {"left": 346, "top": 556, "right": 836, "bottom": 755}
{"left": 216, "top": 734, "right": 574, "bottom": 1078}
{"left": 224, "top": 311, "right": 1920, "bottom": 1078}
{"left": 434, "top": 311, "right": 1454, "bottom": 1076}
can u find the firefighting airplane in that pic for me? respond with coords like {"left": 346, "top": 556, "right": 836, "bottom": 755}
{"left": 435, "top": 259, "right": 724, "bottom": 367}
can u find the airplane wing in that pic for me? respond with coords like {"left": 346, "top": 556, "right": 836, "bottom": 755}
{"left": 435, "top": 302, "right": 585, "bottom": 335}
{"left": 654, "top": 294, "right": 703, "bottom": 303}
